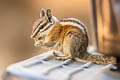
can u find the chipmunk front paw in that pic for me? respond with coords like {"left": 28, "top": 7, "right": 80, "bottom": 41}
{"left": 34, "top": 41, "right": 43, "bottom": 47}
{"left": 34, "top": 41, "right": 40, "bottom": 47}
{"left": 53, "top": 42, "right": 62, "bottom": 50}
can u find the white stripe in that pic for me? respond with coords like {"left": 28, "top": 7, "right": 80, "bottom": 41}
{"left": 31, "top": 21, "right": 46, "bottom": 38}
{"left": 63, "top": 18, "right": 84, "bottom": 25}
{"left": 38, "top": 23, "right": 55, "bottom": 37}
{"left": 41, "top": 20, "right": 55, "bottom": 32}
{"left": 60, "top": 21, "right": 85, "bottom": 33}
{"left": 31, "top": 16, "right": 58, "bottom": 38}
{"left": 38, "top": 16, "right": 58, "bottom": 36}
{"left": 63, "top": 18, "right": 87, "bottom": 30}
{"left": 52, "top": 16, "right": 59, "bottom": 22}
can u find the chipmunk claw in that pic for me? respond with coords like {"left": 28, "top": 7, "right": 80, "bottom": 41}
{"left": 55, "top": 56, "right": 72, "bottom": 61}
{"left": 55, "top": 57, "right": 65, "bottom": 60}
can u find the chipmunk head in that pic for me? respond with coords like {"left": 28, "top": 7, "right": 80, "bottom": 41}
{"left": 31, "top": 8, "right": 58, "bottom": 47}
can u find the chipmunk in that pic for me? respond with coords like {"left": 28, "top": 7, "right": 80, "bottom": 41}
{"left": 30, "top": 8, "right": 116, "bottom": 65}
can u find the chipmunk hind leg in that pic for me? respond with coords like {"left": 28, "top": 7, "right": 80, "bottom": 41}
{"left": 56, "top": 32, "right": 73, "bottom": 60}
{"left": 61, "top": 30, "right": 87, "bottom": 60}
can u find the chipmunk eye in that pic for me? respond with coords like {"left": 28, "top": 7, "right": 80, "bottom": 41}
{"left": 40, "top": 25, "right": 44, "bottom": 29}
{"left": 39, "top": 21, "right": 48, "bottom": 30}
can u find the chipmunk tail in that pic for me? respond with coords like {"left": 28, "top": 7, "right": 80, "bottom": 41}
{"left": 82, "top": 52, "right": 117, "bottom": 65}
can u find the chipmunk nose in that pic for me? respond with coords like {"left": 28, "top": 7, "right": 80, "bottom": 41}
{"left": 38, "top": 37, "right": 43, "bottom": 40}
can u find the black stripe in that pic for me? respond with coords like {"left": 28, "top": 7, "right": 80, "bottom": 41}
{"left": 60, "top": 19, "right": 89, "bottom": 46}
{"left": 41, "top": 21, "right": 55, "bottom": 32}
{"left": 32, "top": 20, "right": 42, "bottom": 33}
{"left": 32, "top": 20, "right": 48, "bottom": 38}
{"left": 60, "top": 19, "right": 88, "bottom": 35}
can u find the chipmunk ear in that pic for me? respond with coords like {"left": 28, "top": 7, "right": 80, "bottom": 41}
{"left": 46, "top": 9, "right": 52, "bottom": 22}
{"left": 40, "top": 8, "right": 46, "bottom": 18}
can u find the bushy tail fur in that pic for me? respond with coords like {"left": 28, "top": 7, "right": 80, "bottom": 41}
{"left": 81, "top": 52, "right": 117, "bottom": 65}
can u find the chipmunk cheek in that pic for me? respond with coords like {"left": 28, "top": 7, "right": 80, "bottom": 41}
{"left": 44, "top": 37, "right": 50, "bottom": 43}
{"left": 33, "top": 38, "right": 38, "bottom": 42}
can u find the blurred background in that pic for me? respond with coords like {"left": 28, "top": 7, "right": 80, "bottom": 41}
{"left": 0, "top": 0, "right": 91, "bottom": 77}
